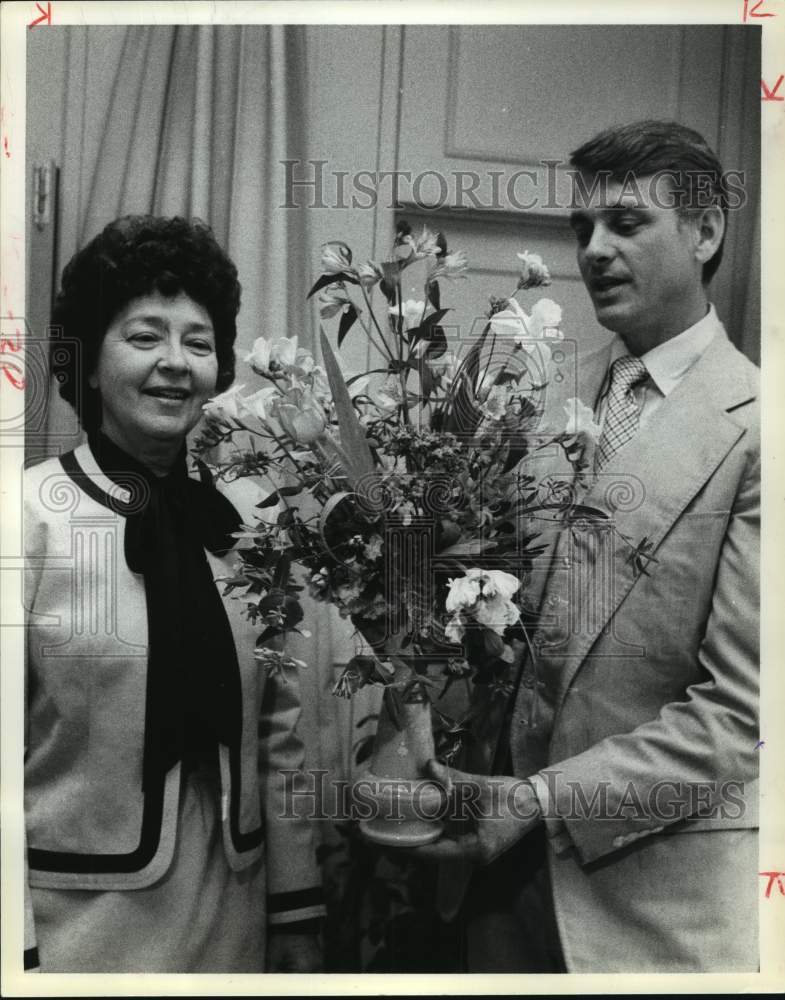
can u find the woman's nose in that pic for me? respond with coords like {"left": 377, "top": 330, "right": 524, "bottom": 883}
{"left": 157, "top": 338, "right": 189, "bottom": 374}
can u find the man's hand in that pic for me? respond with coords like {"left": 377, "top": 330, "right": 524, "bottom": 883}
{"left": 266, "top": 932, "right": 323, "bottom": 972}
{"left": 407, "top": 759, "right": 542, "bottom": 865}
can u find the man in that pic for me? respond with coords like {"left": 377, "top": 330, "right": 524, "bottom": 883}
{"left": 414, "top": 120, "right": 760, "bottom": 974}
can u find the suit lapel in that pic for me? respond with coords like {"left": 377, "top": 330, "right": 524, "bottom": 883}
{"left": 539, "top": 331, "right": 756, "bottom": 710}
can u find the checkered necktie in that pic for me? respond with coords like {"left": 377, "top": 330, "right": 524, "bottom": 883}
{"left": 594, "top": 356, "right": 649, "bottom": 472}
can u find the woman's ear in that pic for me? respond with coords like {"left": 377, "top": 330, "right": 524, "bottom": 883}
{"left": 694, "top": 204, "right": 725, "bottom": 266}
{"left": 88, "top": 371, "right": 98, "bottom": 390}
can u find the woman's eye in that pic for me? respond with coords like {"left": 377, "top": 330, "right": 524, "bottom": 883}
{"left": 129, "top": 331, "right": 159, "bottom": 345}
{"left": 187, "top": 339, "right": 215, "bottom": 354}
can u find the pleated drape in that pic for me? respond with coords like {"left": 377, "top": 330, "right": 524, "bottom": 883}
{"left": 76, "top": 24, "right": 311, "bottom": 358}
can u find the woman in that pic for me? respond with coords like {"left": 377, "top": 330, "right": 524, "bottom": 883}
{"left": 23, "top": 216, "right": 323, "bottom": 973}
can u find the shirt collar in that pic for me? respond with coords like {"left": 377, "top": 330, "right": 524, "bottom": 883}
{"left": 606, "top": 304, "right": 723, "bottom": 398}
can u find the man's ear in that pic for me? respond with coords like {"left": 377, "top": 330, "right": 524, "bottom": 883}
{"left": 693, "top": 204, "right": 725, "bottom": 266}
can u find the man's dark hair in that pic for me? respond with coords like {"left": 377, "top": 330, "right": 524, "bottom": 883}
{"left": 52, "top": 215, "right": 241, "bottom": 431}
{"left": 569, "top": 120, "right": 728, "bottom": 283}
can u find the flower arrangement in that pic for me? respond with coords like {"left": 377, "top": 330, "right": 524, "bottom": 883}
{"left": 194, "top": 221, "right": 615, "bottom": 763}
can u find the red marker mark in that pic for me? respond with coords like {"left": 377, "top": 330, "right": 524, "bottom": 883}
{"left": 3, "top": 136, "right": 9, "bottom": 159}
{"left": 759, "top": 871, "right": 785, "bottom": 898}
{"left": 743, "top": 0, "right": 776, "bottom": 20}
{"left": 761, "top": 75, "right": 785, "bottom": 101}
{"left": 28, "top": 1, "right": 51, "bottom": 27}
{"left": 0, "top": 329, "right": 22, "bottom": 353}
{"left": 0, "top": 320, "right": 24, "bottom": 390}
{"left": 1, "top": 362, "right": 25, "bottom": 390}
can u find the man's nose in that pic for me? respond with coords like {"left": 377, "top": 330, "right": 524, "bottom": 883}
{"left": 584, "top": 225, "right": 614, "bottom": 264}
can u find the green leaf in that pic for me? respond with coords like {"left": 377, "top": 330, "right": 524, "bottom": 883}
{"left": 569, "top": 504, "right": 610, "bottom": 520}
{"left": 272, "top": 554, "right": 291, "bottom": 590}
{"left": 354, "top": 734, "right": 376, "bottom": 766}
{"left": 384, "top": 686, "right": 404, "bottom": 731}
{"left": 337, "top": 304, "right": 359, "bottom": 347}
{"left": 319, "top": 328, "right": 377, "bottom": 489}
{"left": 307, "top": 271, "right": 358, "bottom": 299}
{"left": 255, "top": 484, "right": 303, "bottom": 508}
{"left": 444, "top": 324, "right": 489, "bottom": 436}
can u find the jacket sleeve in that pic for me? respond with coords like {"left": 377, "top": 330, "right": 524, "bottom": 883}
{"left": 217, "top": 474, "right": 325, "bottom": 927}
{"left": 536, "top": 427, "right": 760, "bottom": 865}
{"left": 23, "top": 477, "right": 44, "bottom": 971}
{"left": 257, "top": 648, "right": 325, "bottom": 927}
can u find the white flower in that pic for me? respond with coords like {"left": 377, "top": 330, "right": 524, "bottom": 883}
{"left": 444, "top": 612, "right": 466, "bottom": 645}
{"left": 428, "top": 356, "right": 459, "bottom": 389}
{"left": 244, "top": 335, "right": 298, "bottom": 376}
{"left": 202, "top": 384, "right": 247, "bottom": 422}
{"left": 563, "top": 397, "right": 602, "bottom": 440}
{"left": 530, "top": 298, "right": 563, "bottom": 339}
{"left": 241, "top": 386, "right": 279, "bottom": 422}
{"left": 516, "top": 250, "right": 551, "bottom": 289}
{"left": 320, "top": 241, "right": 352, "bottom": 274}
{"left": 319, "top": 286, "right": 352, "bottom": 320}
{"left": 363, "top": 534, "right": 383, "bottom": 560}
{"left": 445, "top": 569, "right": 521, "bottom": 636}
{"left": 475, "top": 568, "right": 520, "bottom": 601}
{"left": 479, "top": 384, "right": 509, "bottom": 421}
{"left": 357, "top": 261, "right": 383, "bottom": 287}
{"left": 429, "top": 249, "right": 469, "bottom": 281}
{"left": 389, "top": 298, "right": 427, "bottom": 331}
{"left": 295, "top": 348, "right": 317, "bottom": 373}
{"left": 401, "top": 225, "right": 441, "bottom": 259}
{"left": 274, "top": 386, "right": 327, "bottom": 444}
{"left": 489, "top": 297, "right": 532, "bottom": 345}
{"left": 474, "top": 594, "right": 521, "bottom": 635}
{"left": 445, "top": 574, "right": 483, "bottom": 611}
{"left": 395, "top": 500, "right": 415, "bottom": 527}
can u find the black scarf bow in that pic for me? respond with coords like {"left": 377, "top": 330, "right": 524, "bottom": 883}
{"left": 87, "top": 432, "right": 243, "bottom": 790}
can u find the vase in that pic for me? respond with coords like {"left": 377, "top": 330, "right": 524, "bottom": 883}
{"left": 357, "top": 651, "right": 445, "bottom": 848}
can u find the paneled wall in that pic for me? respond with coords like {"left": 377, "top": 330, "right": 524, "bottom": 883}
{"left": 393, "top": 26, "right": 760, "bottom": 359}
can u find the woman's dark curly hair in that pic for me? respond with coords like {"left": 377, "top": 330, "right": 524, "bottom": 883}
{"left": 52, "top": 215, "right": 241, "bottom": 431}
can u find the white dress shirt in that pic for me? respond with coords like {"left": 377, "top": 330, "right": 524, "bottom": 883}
{"left": 595, "top": 303, "right": 722, "bottom": 431}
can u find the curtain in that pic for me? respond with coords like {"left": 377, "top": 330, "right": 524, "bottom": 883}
{"left": 43, "top": 23, "right": 360, "bottom": 807}
{"left": 75, "top": 24, "right": 311, "bottom": 356}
